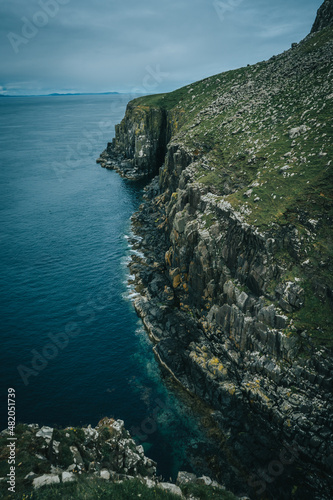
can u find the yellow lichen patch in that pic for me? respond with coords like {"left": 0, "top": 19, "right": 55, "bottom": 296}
{"left": 180, "top": 303, "right": 191, "bottom": 312}
{"left": 209, "top": 357, "right": 220, "bottom": 366}
{"left": 222, "top": 382, "right": 236, "bottom": 396}
{"left": 165, "top": 249, "right": 172, "bottom": 267}
{"left": 207, "top": 357, "right": 226, "bottom": 377}
{"left": 173, "top": 274, "right": 181, "bottom": 288}
{"left": 244, "top": 379, "right": 271, "bottom": 406}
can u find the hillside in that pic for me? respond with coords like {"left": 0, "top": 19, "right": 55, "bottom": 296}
{"left": 97, "top": 4, "right": 333, "bottom": 499}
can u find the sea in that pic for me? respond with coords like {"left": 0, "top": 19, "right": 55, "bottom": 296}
{"left": 0, "top": 94, "right": 226, "bottom": 483}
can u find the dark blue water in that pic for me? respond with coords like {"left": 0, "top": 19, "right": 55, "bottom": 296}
{"left": 0, "top": 95, "right": 216, "bottom": 480}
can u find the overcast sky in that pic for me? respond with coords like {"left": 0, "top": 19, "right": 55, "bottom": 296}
{"left": 0, "top": 0, "right": 323, "bottom": 95}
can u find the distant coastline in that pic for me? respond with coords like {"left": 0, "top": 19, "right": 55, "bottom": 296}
{"left": 0, "top": 92, "right": 120, "bottom": 98}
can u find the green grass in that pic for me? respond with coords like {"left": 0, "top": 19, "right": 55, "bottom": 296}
{"left": 180, "top": 482, "right": 238, "bottom": 500}
{"left": 0, "top": 424, "right": 158, "bottom": 500}
{"left": 137, "top": 27, "right": 333, "bottom": 229}
{"left": 0, "top": 425, "right": 51, "bottom": 483}
{"left": 133, "top": 88, "right": 190, "bottom": 111}
{"left": 291, "top": 281, "right": 333, "bottom": 349}
{"left": 202, "top": 213, "right": 217, "bottom": 229}
{"left": 1, "top": 478, "right": 181, "bottom": 500}
{"left": 0, "top": 475, "right": 240, "bottom": 500}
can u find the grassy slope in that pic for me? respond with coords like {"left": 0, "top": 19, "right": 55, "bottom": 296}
{"left": 133, "top": 27, "right": 333, "bottom": 348}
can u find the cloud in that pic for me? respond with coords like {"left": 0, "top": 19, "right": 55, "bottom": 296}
{"left": 0, "top": 0, "right": 323, "bottom": 95}
{"left": 258, "top": 23, "right": 297, "bottom": 38}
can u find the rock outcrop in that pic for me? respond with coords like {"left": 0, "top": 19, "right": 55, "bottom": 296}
{"left": 312, "top": 0, "right": 333, "bottom": 33}
{"left": 0, "top": 419, "right": 156, "bottom": 488}
{"left": 98, "top": 8, "right": 333, "bottom": 500}
{"left": 97, "top": 103, "right": 170, "bottom": 179}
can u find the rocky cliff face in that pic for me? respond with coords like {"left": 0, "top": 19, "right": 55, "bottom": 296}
{"left": 312, "top": 0, "right": 333, "bottom": 33}
{"left": 97, "top": 102, "right": 175, "bottom": 179}
{"left": 98, "top": 10, "right": 333, "bottom": 500}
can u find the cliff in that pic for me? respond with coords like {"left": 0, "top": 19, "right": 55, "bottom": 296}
{"left": 312, "top": 0, "right": 333, "bottom": 33}
{"left": 97, "top": 103, "right": 170, "bottom": 179}
{"left": 97, "top": 10, "right": 333, "bottom": 500}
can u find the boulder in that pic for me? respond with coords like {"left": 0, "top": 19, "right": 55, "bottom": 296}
{"left": 52, "top": 440, "right": 60, "bottom": 454}
{"left": 33, "top": 474, "right": 60, "bottom": 489}
{"left": 288, "top": 125, "right": 309, "bottom": 139}
{"left": 36, "top": 426, "right": 53, "bottom": 443}
{"left": 69, "top": 446, "right": 84, "bottom": 466}
{"left": 142, "top": 477, "right": 156, "bottom": 488}
{"left": 177, "top": 471, "right": 197, "bottom": 485}
{"left": 61, "top": 471, "right": 76, "bottom": 483}
{"left": 110, "top": 419, "right": 125, "bottom": 435}
{"left": 83, "top": 425, "right": 98, "bottom": 443}
{"left": 100, "top": 469, "right": 111, "bottom": 480}
{"left": 157, "top": 482, "right": 183, "bottom": 496}
{"left": 196, "top": 475, "right": 212, "bottom": 486}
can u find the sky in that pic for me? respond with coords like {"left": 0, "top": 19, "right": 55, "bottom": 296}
{"left": 0, "top": 0, "right": 323, "bottom": 96}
